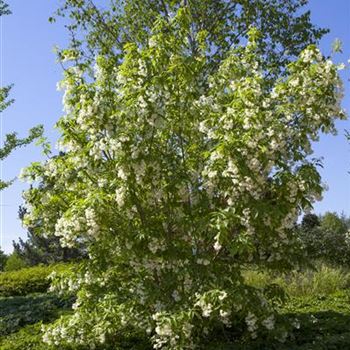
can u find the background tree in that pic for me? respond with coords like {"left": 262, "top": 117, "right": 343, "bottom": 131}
{"left": 0, "top": 0, "right": 10, "bottom": 16}
{"left": 299, "top": 212, "right": 350, "bottom": 266}
{"left": 0, "top": 249, "right": 7, "bottom": 271}
{"left": 3, "top": 252, "right": 27, "bottom": 272}
{"left": 321, "top": 211, "right": 348, "bottom": 234}
{"left": 301, "top": 213, "right": 320, "bottom": 231}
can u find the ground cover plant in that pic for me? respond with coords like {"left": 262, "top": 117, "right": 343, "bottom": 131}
{"left": 205, "top": 292, "right": 350, "bottom": 350}
{"left": 0, "top": 293, "right": 73, "bottom": 337}
{"left": 17, "top": 0, "right": 348, "bottom": 349}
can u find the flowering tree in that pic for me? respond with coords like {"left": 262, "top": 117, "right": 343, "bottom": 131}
{"left": 21, "top": 2, "right": 346, "bottom": 349}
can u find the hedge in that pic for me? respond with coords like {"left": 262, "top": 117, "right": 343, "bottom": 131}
{"left": 0, "top": 263, "right": 69, "bottom": 297}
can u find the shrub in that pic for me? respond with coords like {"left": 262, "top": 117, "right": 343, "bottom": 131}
{"left": 0, "top": 323, "right": 48, "bottom": 350}
{"left": 4, "top": 252, "right": 27, "bottom": 272}
{"left": 0, "top": 263, "right": 70, "bottom": 297}
{"left": 0, "top": 294, "right": 73, "bottom": 336}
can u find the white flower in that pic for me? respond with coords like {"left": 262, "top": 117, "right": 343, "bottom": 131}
{"left": 155, "top": 324, "right": 172, "bottom": 336}
{"left": 207, "top": 170, "right": 217, "bottom": 178}
{"left": 97, "top": 178, "right": 108, "bottom": 188}
{"left": 218, "top": 291, "right": 227, "bottom": 301}
{"left": 245, "top": 312, "right": 258, "bottom": 333}
{"left": 202, "top": 303, "right": 212, "bottom": 318}
{"left": 115, "top": 187, "right": 125, "bottom": 206}
{"left": 289, "top": 77, "right": 299, "bottom": 87}
{"left": 262, "top": 315, "right": 275, "bottom": 330}
{"left": 196, "top": 258, "right": 210, "bottom": 266}
{"left": 213, "top": 240, "right": 222, "bottom": 252}
{"left": 117, "top": 168, "right": 127, "bottom": 181}
{"left": 172, "top": 290, "right": 181, "bottom": 302}
{"left": 220, "top": 309, "right": 230, "bottom": 318}
{"left": 198, "top": 121, "right": 207, "bottom": 133}
{"left": 148, "top": 36, "right": 157, "bottom": 48}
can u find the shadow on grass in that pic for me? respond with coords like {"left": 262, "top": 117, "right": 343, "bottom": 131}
{"left": 205, "top": 310, "right": 350, "bottom": 350}
{"left": 283, "top": 310, "right": 350, "bottom": 350}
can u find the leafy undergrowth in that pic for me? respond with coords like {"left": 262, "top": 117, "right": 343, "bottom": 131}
{"left": 1, "top": 292, "right": 350, "bottom": 349}
{"left": 205, "top": 291, "right": 350, "bottom": 350}
{"left": 0, "top": 323, "right": 152, "bottom": 350}
{"left": 0, "top": 323, "right": 54, "bottom": 350}
{"left": 0, "top": 322, "right": 152, "bottom": 350}
{"left": 2, "top": 265, "right": 350, "bottom": 349}
{"left": 0, "top": 293, "right": 73, "bottom": 338}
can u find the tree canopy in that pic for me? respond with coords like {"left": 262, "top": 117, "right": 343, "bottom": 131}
{"left": 54, "top": 0, "right": 327, "bottom": 79}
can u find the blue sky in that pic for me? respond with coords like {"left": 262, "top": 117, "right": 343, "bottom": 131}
{"left": 0, "top": 0, "right": 349, "bottom": 253}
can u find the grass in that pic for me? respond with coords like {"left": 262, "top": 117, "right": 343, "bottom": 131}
{"left": 243, "top": 263, "right": 350, "bottom": 297}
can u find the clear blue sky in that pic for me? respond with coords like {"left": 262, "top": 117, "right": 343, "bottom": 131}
{"left": 0, "top": 0, "right": 349, "bottom": 253}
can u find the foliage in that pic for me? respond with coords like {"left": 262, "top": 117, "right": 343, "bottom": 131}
{"left": 54, "top": 0, "right": 328, "bottom": 79}
{"left": 20, "top": 1, "right": 347, "bottom": 349}
{"left": 0, "top": 250, "right": 7, "bottom": 271}
{"left": 0, "top": 0, "right": 10, "bottom": 16}
{"left": 0, "top": 323, "right": 51, "bottom": 350}
{"left": 12, "top": 206, "right": 86, "bottom": 266}
{"left": 243, "top": 264, "right": 350, "bottom": 298}
{"left": 0, "top": 84, "right": 14, "bottom": 113}
{"left": 299, "top": 212, "right": 350, "bottom": 266}
{"left": 1, "top": 266, "right": 350, "bottom": 349}
{"left": 0, "top": 263, "right": 70, "bottom": 297}
{"left": 3, "top": 252, "right": 28, "bottom": 272}
{"left": 0, "top": 322, "right": 151, "bottom": 350}
{"left": 278, "top": 292, "right": 350, "bottom": 350}
{"left": 300, "top": 213, "right": 320, "bottom": 231}
{"left": 0, "top": 85, "right": 44, "bottom": 190}
{"left": 206, "top": 292, "right": 350, "bottom": 349}
{"left": 321, "top": 212, "right": 348, "bottom": 233}
{"left": 0, "top": 293, "right": 73, "bottom": 336}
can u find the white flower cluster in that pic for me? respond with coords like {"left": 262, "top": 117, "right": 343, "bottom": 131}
{"left": 245, "top": 312, "right": 259, "bottom": 338}
{"left": 152, "top": 312, "right": 193, "bottom": 350}
{"left": 148, "top": 238, "right": 167, "bottom": 254}
{"left": 85, "top": 208, "right": 99, "bottom": 236}
{"left": 54, "top": 213, "right": 86, "bottom": 247}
